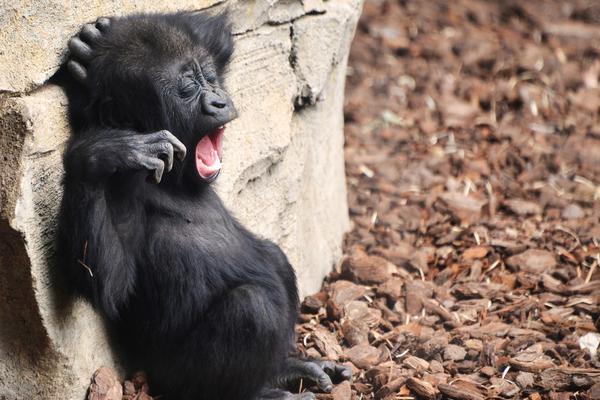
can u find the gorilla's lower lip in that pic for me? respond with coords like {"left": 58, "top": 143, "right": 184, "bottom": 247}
{"left": 195, "top": 126, "right": 224, "bottom": 180}
{"left": 202, "top": 169, "right": 220, "bottom": 182}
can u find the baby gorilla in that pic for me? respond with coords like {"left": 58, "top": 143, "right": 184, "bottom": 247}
{"left": 58, "top": 11, "right": 350, "bottom": 400}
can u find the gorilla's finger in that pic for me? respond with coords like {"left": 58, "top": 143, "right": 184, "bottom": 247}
{"left": 80, "top": 23, "right": 103, "bottom": 43}
{"left": 67, "top": 60, "right": 87, "bottom": 84}
{"left": 292, "top": 394, "right": 316, "bottom": 400}
{"left": 313, "top": 361, "right": 352, "bottom": 382}
{"left": 315, "top": 360, "right": 335, "bottom": 374}
{"left": 69, "top": 37, "right": 93, "bottom": 61}
{"left": 149, "top": 130, "right": 187, "bottom": 161}
{"left": 151, "top": 142, "right": 175, "bottom": 172}
{"left": 152, "top": 161, "right": 165, "bottom": 183}
{"left": 338, "top": 365, "right": 352, "bottom": 381}
{"left": 164, "top": 131, "right": 187, "bottom": 160}
{"left": 258, "top": 390, "right": 315, "bottom": 400}
{"left": 96, "top": 17, "right": 111, "bottom": 32}
{"left": 175, "top": 143, "right": 187, "bottom": 161}
{"left": 300, "top": 362, "right": 333, "bottom": 393}
{"left": 138, "top": 155, "right": 165, "bottom": 183}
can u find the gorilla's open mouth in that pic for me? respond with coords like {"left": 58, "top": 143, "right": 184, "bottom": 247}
{"left": 195, "top": 126, "right": 224, "bottom": 181}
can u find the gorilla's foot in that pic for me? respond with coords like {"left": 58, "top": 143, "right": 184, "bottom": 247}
{"left": 258, "top": 388, "right": 315, "bottom": 400}
{"left": 273, "top": 358, "right": 352, "bottom": 394}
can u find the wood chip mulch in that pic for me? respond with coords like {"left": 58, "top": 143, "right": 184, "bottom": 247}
{"left": 294, "top": 1, "right": 600, "bottom": 399}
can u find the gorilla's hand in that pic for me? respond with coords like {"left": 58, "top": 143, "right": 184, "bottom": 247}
{"left": 68, "top": 129, "right": 187, "bottom": 183}
{"left": 67, "top": 17, "right": 111, "bottom": 84}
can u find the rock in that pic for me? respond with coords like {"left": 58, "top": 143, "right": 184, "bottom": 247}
{"left": 438, "top": 383, "right": 485, "bottom": 400}
{"left": 438, "top": 192, "right": 487, "bottom": 225}
{"left": 344, "top": 301, "right": 382, "bottom": 326}
{"left": 589, "top": 382, "right": 600, "bottom": 400}
{"left": 0, "top": 86, "right": 120, "bottom": 400}
{"left": 374, "top": 242, "right": 414, "bottom": 265}
{"left": 506, "top": 249, "right": 557, "bottom": 274}
{"left": 409, "top": 247, "right": 434, "bottom": 273}
{"left": 548, "top": 392, "right": 572, "bottom": 400}
{"left": 416, "top": 335, "right": 449, "bottom": 359}
{"left": 331, "top": 380, "right": 352, "bottom": 400}
{"left": 365, "top": 362, "right": 404, "bottom": 388}
{"left": 464, "top": 339, "right": 483, "bottom": 352}
{"left": 429, "top": 359, "right": 445, "bottom": 373}
{"left": 578, "top": 332, "right": 600, "bottom": 357}
{"left": 0, "top": 2, "right": 363, "bottom": 398}
{"left": 479, "top": 366, "right": 496, "bottom": 377}
{"left": 305, "top": 348, "right": 322, "bottom": 360}
{"left": 341, "top": 318, "right": 369, "bottom": 346}
{"left": 404, "top": 280, "right": 434, "bottom": 315}
{"left": 462, "top": 246, "right": 489, "bottom": 260}
{"left": 509, "top": 344, "right": 556, "bottom": 372}
{"left": 365, "top": 360, "right": 403, "bottom": 388}
{"left": 406, "top": 377, "right": 438, "bottom": 400}
{"left": 490, "top": 377, "right": 520, "bottom": 397}
{"left": 443, "top": 344, "right": 467, "bottom": 361}
{"left": 87, "top": 367, "right": 122, "bottom": 400}
{"left": 302, "top": 294, "right": 325, "bottom": 313}
{"left": 403, "top": 355, "right": 430, "bottom": 372}
{"left": 130, "top": 371, "right": 148, "bottom": 391}
{"left": 328, "top": 280, "right": 368, "bottom": 319}
{"left": 341, "top": 252, "right": 395, "bottom": 284}
{"left": 516, "top": 371, "right": 535, "bottom": 389}
{"left": 379, "top": 27, "right": 410, "bottom": 51}
{"left": 375, "top": 377, "right": 407, "bottom": 399}
{"left": 503, "top": 199, "right": 543, "bottom": 216}
{"left": 123, "top": 381, "right": 136, "bottom": 397}
{"left": 330, "top": 280, "right": 368, "bottom": 306}
{"left": 440, "top": 97, "right": 480, "bottom": 127}
{"left": 345, "top": 344, "right": 385, "bottom": 369}
{"left": 377, "top": 277, "right": 404, "bottom": 299}
{"left": 312, "top": 326, "right": 344, "bottom": 361}
{"left": 562, "top": 204, "right": 585, "bottom": 219}
{"left": 529, "top": 393, "right": 543, "bottom": 400}
{"left": 540, "top": 368, "right": 600, "bottom": 391}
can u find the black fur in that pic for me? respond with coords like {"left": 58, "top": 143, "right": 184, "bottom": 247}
{"left": 57, "top": 11, "right": 301, "bottom": 400}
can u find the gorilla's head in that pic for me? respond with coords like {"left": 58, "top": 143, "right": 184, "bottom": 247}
{"left": 85, "top": 12, "right": 237, "bottom": 184}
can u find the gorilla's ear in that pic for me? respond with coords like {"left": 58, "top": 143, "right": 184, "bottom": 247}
{"left": 181, "top": 10, "right": 234, "bottom": 73}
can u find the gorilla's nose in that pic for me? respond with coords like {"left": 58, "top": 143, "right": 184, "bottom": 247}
{"left": 202, "top": 91, "right": 229, "bottom": 116}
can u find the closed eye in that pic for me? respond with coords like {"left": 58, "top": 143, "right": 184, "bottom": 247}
{"left": 202, "top": 66, "right": 218, "bottom": 84}
{"left": 180, "top": 76, "right": 198, "bottom": 97}
{"left": 205, "top": 72, "right": 217, "bottom": 84}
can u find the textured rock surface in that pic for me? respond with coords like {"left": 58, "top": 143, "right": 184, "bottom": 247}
{"left": 0, "top": 0, "right": 361, "bottom": 398}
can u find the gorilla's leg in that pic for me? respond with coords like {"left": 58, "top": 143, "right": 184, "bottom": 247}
{"left": 148, "top": 284, "right": 293, "bottom": 400}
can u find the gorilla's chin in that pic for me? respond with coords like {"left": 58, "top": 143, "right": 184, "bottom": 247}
{"left": 195, "top": 126, "right": 224, "bottom": 181}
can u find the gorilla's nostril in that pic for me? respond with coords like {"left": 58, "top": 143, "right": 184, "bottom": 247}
{"left": 211, "top": 100, "right": 226, "bottom": 109}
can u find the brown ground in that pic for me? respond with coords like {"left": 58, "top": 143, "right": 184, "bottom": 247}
{"left": 294, "top": 0, "right": 600, "bottom": 399}
{"left": 89, "top": 1, "right": 600, "bottom": 399}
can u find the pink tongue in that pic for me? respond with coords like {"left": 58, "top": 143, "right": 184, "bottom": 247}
{"left": 195, "top": 135, "right": 221, "bottom": 178}
{"left": 197, "top": 135, "right": 217, "bottom": 164}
